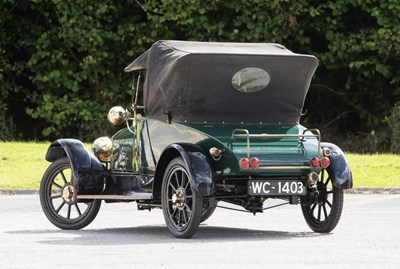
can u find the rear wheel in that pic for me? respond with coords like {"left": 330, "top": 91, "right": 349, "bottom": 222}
{"left": 161, "top": 157, "right": 202, "bottom": 238}
{"left": 301, "top": 168, "right": 343, "bottom": 233}
{"left": 39, "top": 157, "right": 101, "bottom": 230}
{"left": 201, "top": 200, "right": 217, "bottom": 223}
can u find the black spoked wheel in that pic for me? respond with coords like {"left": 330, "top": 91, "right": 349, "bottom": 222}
{"left": 301, "top": 168, "right": 344, "bottom": 233}
{"left": 161, "top": 157, "right": 202, "bottom": 238}
{"left": 39, "top": 157, "right": 101, "bottom": 230}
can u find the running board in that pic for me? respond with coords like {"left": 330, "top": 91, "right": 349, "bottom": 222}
{"left": 77, "top": 193, "right": 152, "bottom": 200}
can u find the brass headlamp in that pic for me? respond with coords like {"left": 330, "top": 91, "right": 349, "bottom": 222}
{"left": 92, "top": 137, "right": 113, "bottom": 162}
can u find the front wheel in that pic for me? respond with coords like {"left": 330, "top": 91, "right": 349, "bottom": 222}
{"left": 301, "top": 168, "right": 344, "bottom": 233}
{"left": 161, "top": 157, "right": 203, "bottom": 238}
{"left": 39, "top": 157, "right": 101, "bottom": 230}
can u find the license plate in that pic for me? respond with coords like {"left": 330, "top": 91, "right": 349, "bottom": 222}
{"left": 248, "top": 180, "right": 306, "bottom": 196}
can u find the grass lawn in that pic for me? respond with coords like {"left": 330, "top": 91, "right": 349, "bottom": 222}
{"left": 0, "top": 142, "right": 399, "bottom": 190}
{"left": 0, "top": 142, "right": 51, "bottom": 189}
{"left": 346, "top": 153, "right": 400, "bottom": 188}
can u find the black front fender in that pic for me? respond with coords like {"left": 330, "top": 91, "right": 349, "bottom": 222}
{"left": 155, "top": 143, "right": 214, "bottom": 197}
{"left": 321, "top": 142, "right": 353, "bottom": 189}
{"left": 46, "top": 139, "right": 106, "bottom": 195}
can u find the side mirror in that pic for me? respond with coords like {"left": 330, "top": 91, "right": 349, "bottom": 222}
{"left": 107, "top": 106, "right": 128, "bottom": 126}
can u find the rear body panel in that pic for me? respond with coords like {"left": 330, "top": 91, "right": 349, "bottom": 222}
{"left": 189, "top": 123, "right": 321, "bottom": 177}
{"left": 111, "top": 119, "right": 321, "bottom": 177}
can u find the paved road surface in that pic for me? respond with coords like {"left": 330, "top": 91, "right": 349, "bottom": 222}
{"left": 1, "top": 194, "right": 399, "bottom": 268}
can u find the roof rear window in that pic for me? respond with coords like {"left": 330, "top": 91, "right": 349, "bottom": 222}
{"left": 232, "top": 67, "right": 270, "bottom": 93}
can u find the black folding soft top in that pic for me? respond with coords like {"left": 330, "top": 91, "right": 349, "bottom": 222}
{"left": 125, "top": 40, "right": 318, "bottom": 125}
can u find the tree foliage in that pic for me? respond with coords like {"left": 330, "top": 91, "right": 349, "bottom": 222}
{"left": 1, "top": 0, "right": 145, "bottom": 140}
{"left": 1, "top": 0, "right": 399, "bottom": 150}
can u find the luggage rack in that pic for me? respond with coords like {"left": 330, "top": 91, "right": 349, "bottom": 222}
{"left": 231, "top": 128, "right": 321, "bottom": 169}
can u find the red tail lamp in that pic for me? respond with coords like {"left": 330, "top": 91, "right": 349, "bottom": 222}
{"left": 320, "top": 157, "right": 330, "bottom": 168}
{"left": 250, "top": 157, "right": 260, "bottom": 168}
{"left": 240, "top": 158, "right": 250, "bottom": 169}
{"left": 310, "top": 157, "right": 320, "bottom": 167}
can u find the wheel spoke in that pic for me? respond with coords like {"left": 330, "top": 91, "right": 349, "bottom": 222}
{"left": 51, "top": 194, "right": 62, "bottom": 200}
{"left": 323, "top": 204, "right": 328, "bottom": 220}
{"left": 184, "top": 178, "right": 190, "bottom": 191}
{"left": 185, "top": 204, "right": 192, "bottom": 215}
{"left": 181, "top": 173, "right": 186, "bottom": 189}
{"left": 174, "top": 172, "right": 180, "bottom": 188}
{"left": 182, "top": 209, "right": 188, "bottom": 224}
{"left": 311, "top": 203, "right": 317, "bottom": 213}
{"left": 169, "top": 182, "right": 177, "bottom": 192}
{"left": 317, "top": 205, "right": 322, "bottom": 221}
{"left": 75, "top": 203, "right": 82, "bottom": 216}
{"left": 184, "top": 183, "right": 190, "bottom": 192}
{"left": 67, "top": 204, "right": 71, "bottom": 219}
{"left": 55, "top": 201, "right": 66, "bottom": 213}
{"left": 326, "top": 200, "right": 332, "bottom": 208}
{"left": 171, "top": 207, "right": 178, "bottom": 218}
{"left": 178, "top": 210, "right": 182, "bottom": 225}
{"left": 60, "top": 171, "right": 68, "bottom": 184}
{"left": 52, "top": 181, "right": 63, "bottom": 189}
{"left": 324, "top": 176, "right": 331, "bottom": 186}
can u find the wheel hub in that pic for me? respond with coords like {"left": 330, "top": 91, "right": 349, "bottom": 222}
{"left": 172, "top": 188, "right": 186, "bottom": 209}
{"left": 62, "top": 184, "right": 75, "bottom": 204}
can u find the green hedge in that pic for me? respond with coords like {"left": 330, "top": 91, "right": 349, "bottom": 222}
{"left": 1, "top": 0, "right": 399, "bottom": 147}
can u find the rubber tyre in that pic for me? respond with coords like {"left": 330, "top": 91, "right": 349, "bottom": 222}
{"left": 200, "top": 201, "right": 217, "bottom": 223}
{"left": 161, "top": 157, "right": 202, "bottom": 238}
{"left": 301, "top": 168, "right": 344, "bottom": 233}
{"left": 39, "top": 157, "right": 101, "bottom": 230}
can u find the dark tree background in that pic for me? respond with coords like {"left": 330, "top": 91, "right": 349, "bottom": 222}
{"left": 1, "top": 0, "right": 399, "bottom": 152}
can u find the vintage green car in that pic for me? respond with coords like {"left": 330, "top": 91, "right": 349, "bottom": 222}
{"left": 40, "top": 40, "right": 352, "bottom": 238}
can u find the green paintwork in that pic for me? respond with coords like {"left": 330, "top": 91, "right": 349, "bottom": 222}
{"left": 146, "top": 119, "right": 239, "bottom": 175}
{"left": 111, "top": 116, "right": 321, "bottom": 177}
{"left": 186, "top": 123, "right": 321, "bottom": 176}
{"left": 146, "top": 119, "right": 321, "bottom": 177}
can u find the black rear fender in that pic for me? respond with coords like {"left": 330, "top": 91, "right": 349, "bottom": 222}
{"left": 321, "top": 142, "right": 353, "bottom": 189}
{"left": 153, "top": 143, "right": 214, "bottom": 199}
